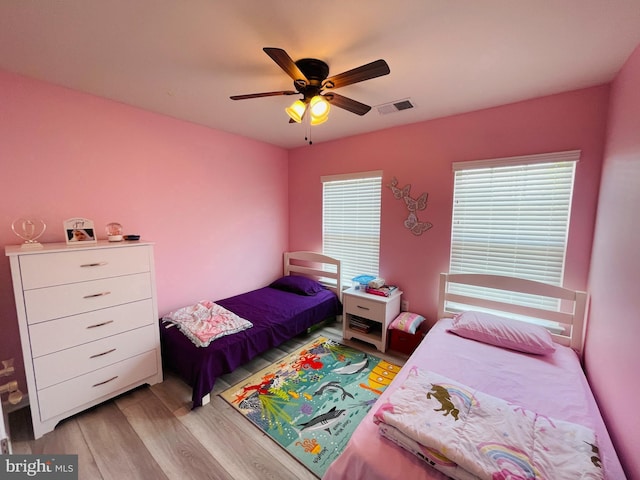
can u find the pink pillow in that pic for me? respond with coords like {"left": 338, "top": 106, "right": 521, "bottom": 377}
{"left": 447, "top": 311, "right": 556, "bottom": 355}
{"left": 389, "top": 312, "right": 426, "bottom": 334}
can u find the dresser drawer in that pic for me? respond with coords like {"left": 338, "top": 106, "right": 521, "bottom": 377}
{"left": 344, "top": 294, "right": 386, "bottom": 320}
{"left": 37, "top": 350, "right": 158, "bottom": 421}
{"left": 29, "top": 299, "right": 154, "bottom": 357}
{"left": 33, "top": 324, "right": 158, "bottom": 389}
{"left": 20, "top": 246, "right": 150, "bottom": 290}
{"left": 24, "top": 273, "right": 152, "bottom": 324}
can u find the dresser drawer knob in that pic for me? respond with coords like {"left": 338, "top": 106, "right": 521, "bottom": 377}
{"left": 86, "top": 320, "right": 114, "bottom": 329}
{"left": 89, "top": 348, "right": 116, "bottom": 359}
{"left": 80, "top": 262, "right": 108, "bottom": 267}
{"left": 357, "top": 305, "right": 370, "bottom": 311}
{"left": 92, "top": 376, "right": 118, "bottom": 388}
{"left": 83, "top": 291, "right": 112, "bottom": 299}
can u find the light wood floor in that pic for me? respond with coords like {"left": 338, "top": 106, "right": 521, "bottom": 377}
{"left": 7, "top": 321, "right": 408, "bottom": 480}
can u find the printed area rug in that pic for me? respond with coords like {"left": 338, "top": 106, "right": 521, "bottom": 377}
{"left": 220, "top": 336, "right": 403, "bottom": 478}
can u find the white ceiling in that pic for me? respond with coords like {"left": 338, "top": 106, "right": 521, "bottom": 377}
{"left": 1, "top": 1, "right": 640, "bottom": 149}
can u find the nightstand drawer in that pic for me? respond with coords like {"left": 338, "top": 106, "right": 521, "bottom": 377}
{"left": 24, "top": 272, "right": 152, "bottom": 324}
{"left": 344, "top": 294, "right": 386, "bottom": 320}
{"left": 20, "top": 246, "right": 150, "bottom": 290}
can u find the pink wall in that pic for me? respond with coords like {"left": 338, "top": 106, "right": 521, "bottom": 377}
{"left": 2, "top": 62, "right": 633, "bottom": 476}
{"left": 289, "top": 86, "right": 609, "bottom": 322}
{"left": 0, "top": 70, "right": 289, "bottom": 396}
{"left": 586, "top": 43, "right": 640, "bottom": 478}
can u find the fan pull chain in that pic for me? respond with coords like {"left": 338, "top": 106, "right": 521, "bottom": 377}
{"left": 305, "top": 112, "right": 313, "bottom": 145}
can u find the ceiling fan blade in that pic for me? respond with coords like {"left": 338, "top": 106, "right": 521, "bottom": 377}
{"left": 263, "top": 47, "right": 309, "bottom": 85}
{"left": 323, "top": 93, "right": 371, "bottom": 116}
{"left": 324, "top": 59, "right": 390, "bottom": 89}
{"left": 230, "top": 90, "right": 297, "bottom": 100}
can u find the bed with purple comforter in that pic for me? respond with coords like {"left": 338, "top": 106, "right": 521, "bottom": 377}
{"left": 160, "top": 252, "right": 342, "bottom": 407}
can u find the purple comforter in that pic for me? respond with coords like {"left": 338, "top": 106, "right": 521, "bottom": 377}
{"left": 160, "top": 286, "right": 342, "bottom": 406}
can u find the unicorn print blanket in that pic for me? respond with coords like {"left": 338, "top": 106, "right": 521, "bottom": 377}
{"left": 373, "top": 368, "right": 604, "bottom": 480}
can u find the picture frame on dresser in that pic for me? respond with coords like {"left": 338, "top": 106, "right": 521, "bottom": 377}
{"left": 5, "top": 240, "right": 163, "bottom": 439}
{"left": 63, "top": 217, "right": 97, "bottom": 245}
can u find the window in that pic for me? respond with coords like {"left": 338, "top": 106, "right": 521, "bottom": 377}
{"left": 322, "top": 171, "right": 382, "bottom": 287}
{"left": 449, "top": 151, "right": 579, "bottom": 310}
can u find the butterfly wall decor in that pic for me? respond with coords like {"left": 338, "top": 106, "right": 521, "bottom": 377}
{"left": 389, "top": 177, "right": 410, "bottom": 200}
{"left": 404, "top": 212, "right": 433, "bottom": 236}
{"left": 386, "top": 176, "right": 433, "bottom": 236}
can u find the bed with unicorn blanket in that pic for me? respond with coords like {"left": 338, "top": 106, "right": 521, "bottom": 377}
{"left": 323, "top": 273, "right": 625, "bottom": 480}
{"left": 160, "top": 251, "right": 342, "bottom": 408}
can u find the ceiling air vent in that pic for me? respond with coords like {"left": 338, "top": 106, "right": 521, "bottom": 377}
{"left": 376, "top": 98, "right": 415, "bottom": 115}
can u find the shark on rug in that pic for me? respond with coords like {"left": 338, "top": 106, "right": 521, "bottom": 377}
{"left": 297, "top": 406, "right": 347, "bottom": 436}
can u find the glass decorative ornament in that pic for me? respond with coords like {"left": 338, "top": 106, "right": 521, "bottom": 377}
{"left": 106, "top": 222, "right": 123, "bottom": 242}
{"left": 11, "top": 218, "right": 46, "bottom": 249}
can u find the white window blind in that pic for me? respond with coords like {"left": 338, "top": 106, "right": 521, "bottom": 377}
{"left": 449, "top": 151, "right": 578, "bottom": 310}
{"left": 322, "top": 171, "right": 382, "bottom": 287}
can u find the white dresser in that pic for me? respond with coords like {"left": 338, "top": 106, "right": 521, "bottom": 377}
{"left": 5, "top": 241, "right": 163, "bottom": 439}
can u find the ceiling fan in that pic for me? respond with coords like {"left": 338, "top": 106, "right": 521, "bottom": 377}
{"left": 230, "top": 47, "right": 390, "bottom": 126}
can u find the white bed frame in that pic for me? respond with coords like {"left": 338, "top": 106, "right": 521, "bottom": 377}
{"left": 284, "top": 251, "right": 342, "bottom": 301}
{"left": 437, "top": 273, "right": 587, "bottom": 354}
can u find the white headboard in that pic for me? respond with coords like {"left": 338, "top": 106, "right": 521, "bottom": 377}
{"left": 284, "top": 251, "right": 342, "bottom": 301}
{"left": 437, "top": 273, "right": 587, "bottom": 355}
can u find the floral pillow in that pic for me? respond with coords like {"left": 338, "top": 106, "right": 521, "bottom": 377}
{"left": 269, "top": 275, "right": 325, "bottom": 295}
{"left": 389, "top": 312, "right": 426, "bottom": 334}
{"left": 447, "top": 310, "right": 556, "bottom": 355}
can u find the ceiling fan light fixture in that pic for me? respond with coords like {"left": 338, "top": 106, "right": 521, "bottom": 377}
{"left": 309, "top": 95, "right": 330, "bottom": 125}
{"left": 286, "top": 99, "right": 306, "bottom": 123}
{"left": 232, "top": 48, "right": 390, "bottom": 139}
{"left": 310, "top": 113, "right": 329, "bottom": 126}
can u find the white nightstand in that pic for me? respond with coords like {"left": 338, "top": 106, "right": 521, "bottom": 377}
{"left": 342, "top": 287, "right": 402, "bottom": 352}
